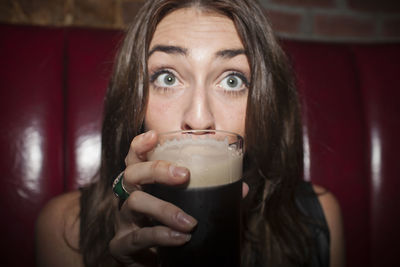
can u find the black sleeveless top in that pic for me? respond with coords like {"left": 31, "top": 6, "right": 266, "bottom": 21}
{"left": 295, "top": 181, "right": 330, "bottom": 267}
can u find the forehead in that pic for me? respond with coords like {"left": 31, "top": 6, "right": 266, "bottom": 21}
{"left": 150, "top": 8, "right": 243, "bottom": 49}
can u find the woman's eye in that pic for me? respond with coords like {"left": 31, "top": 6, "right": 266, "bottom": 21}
{"left": 154, "top": 72, "right": 178, "bottom": 87}
{"left": 219, "top": 74, "right": 247, "bottom": 91}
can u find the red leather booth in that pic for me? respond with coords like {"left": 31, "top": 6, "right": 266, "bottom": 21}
{"left": 1, "top": 23, "right": 399, "bottom": 266}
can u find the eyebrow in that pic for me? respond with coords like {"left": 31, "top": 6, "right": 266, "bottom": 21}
{"left": 148, "top": 45, "right": 187, "bottom": 57}
{"left": 215, "top": 49, "right": 246, "bottom": 58}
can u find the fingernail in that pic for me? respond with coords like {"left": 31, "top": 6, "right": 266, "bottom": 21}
{"left": 177, "top": 212, "right": 197, "bottom": 228}
{"left": 171, "top": 231, "right": 191, "bottom": 242}
{"left": 170, "top": 165, "right": 189, "bottom": 178}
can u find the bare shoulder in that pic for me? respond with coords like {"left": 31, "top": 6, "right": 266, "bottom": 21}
{"left": 35, "top": 190, "right": 84, "bottom": 267}
{"left": 312, "top": 184, "right": 345, "bottom": 267}
{"left": 312, "top": 185, "right": 341, "bottom": 217}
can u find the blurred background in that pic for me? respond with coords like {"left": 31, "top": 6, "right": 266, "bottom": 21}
{"left": 1, "top": 0, "right": 399, "bottom": 42}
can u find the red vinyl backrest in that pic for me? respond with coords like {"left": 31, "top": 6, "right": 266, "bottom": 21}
{"left": 0, "top": 25, "right": 65, "bottom": 266}
{"left": 282, "top": 41, "right": 371, "bottom": 266}
{"left": 65, "top": 28, "right": 122, "bottom": 190}
{"left": 352, "top": 44, "right": 400, "bottom": 266}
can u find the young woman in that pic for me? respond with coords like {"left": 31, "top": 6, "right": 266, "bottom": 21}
{"left": 35, "top": 0, "right": 345, "bottom": 266}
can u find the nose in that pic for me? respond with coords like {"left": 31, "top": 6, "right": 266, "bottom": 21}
{"left": 181, "top": 85, "right": 215, "bottom": 131}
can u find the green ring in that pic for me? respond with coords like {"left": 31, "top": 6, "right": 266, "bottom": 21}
{"left": 112, "top": 172, "right": 130, "bottom": 201}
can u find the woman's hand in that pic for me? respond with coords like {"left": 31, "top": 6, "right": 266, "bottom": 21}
{"left": 109, "top": 130, "right": 197, "bottom": 266}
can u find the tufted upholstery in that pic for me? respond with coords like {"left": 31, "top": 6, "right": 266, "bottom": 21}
{"left": 0, "top": 24, "right": 399, "bottom": 266}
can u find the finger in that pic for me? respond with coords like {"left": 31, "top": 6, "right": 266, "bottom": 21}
{"left": 120, "top": 190, "right": 197, "bottom": 232}
{"left": 123, "top": 160, "right": 190, "bottom": 192}
{"left": 110, "top": 225, "right": 191, "bottom": 258}
{"left": 125, "top": 130, "right": 158, "bottom": 166}
{"left": 242, "top": 182, "right": 249, "bottom": 199}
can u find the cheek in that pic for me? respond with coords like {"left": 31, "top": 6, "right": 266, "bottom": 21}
{"left": 144, "top": 97, "right": 179, "bottom": 131}
{"left": 214, "top": 100, "right": 247, "bottom": 137}
{"left": 232, "top": 106, "right": 247, "bottom": 136}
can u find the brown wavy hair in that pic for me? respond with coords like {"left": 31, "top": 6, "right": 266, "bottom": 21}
{"left": 79, "top": 0, "right": 311, "bottom": 266}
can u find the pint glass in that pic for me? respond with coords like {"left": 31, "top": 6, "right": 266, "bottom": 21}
{"left": 146, "top": 130, "right": 244, "bottom": 267}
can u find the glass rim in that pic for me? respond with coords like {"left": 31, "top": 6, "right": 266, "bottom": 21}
{"left": 157, "top": 129, "right": 243, "bottom": 140}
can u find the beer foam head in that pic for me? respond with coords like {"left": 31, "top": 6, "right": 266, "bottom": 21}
{"left": 148, "top": 136, "right": 243, "bottom": 188}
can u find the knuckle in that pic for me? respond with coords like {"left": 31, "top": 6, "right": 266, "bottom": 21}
{"left": 150, "top": 160, "right": 164, "bottom": 173}
{"left": 121, "top": 167, "right": 132, "bottom": 188}
{"left": 124, "top": 164, "right": 132, "bottom": 177}
{"left": 159, "top": 202, "right": 171, "bottom": 216}
{"left": 159, "top": 202, "right": 180, "bottom": 223}
{"left": 108, "top": 237, "right": 115, "bottom": 249}
{"left": 109, "top": 233, "right": 127, "bottom": 259}
{"left": 127, "top": 190, "right": 142, "bottom": 209}
{"left": 129, "top": 140, "right": 136, "bottom": 152}
{"left": 171, "top": 208, "right": 183, "bottom": 224}
{"left": 131, "top": 133, "right": 144, "bottom": 148}
{"left": 108, "top": 238, "right": 119, "bottom": 256}
{"left": 150, "top": 228, "right": 159, "bottom": 242}
{"left": 131, "top": 135, "right": 140, "bottom": 146}
{"left": 151, "top": 227, "right": 168, "bottom": 243}
{"left": 129, "top": 137, "right": 139, "bottom": 153}
{"left": 130, "top": 229, "right": 141, "bottom": 245}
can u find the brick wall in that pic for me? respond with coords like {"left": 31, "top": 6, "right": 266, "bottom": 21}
{"left": 0, "top": 0, "right": 145, "bottom": 29}
{"left": 1, "top": 0, "right": 399, "bottom": 42}
{"left": 260, "top": 0, "right": 400, "bottom": 42}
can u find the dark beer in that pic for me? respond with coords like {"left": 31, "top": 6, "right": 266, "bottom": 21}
{"left": 146, "top": 179, "right": 242, "bottom": 267}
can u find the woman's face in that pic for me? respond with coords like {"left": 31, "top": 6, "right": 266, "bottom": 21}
{"left": 145, "top": 8, "right": 250, "bottom": 137}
